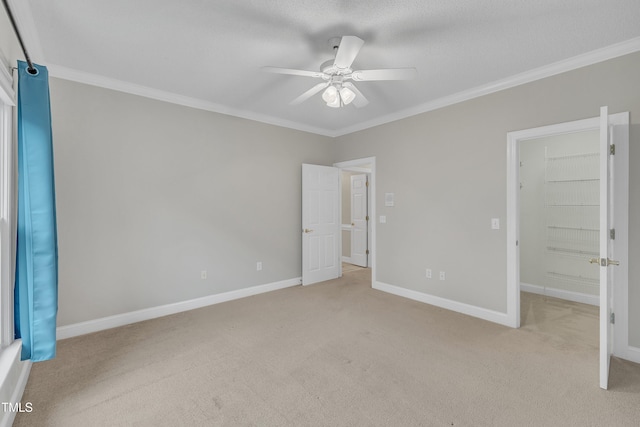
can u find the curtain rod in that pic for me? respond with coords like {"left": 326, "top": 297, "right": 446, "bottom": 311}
{"left": 2, "top": 0, "right": 37, "bottom": 74}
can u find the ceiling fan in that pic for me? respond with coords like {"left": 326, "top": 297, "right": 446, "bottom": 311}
{"left": 262, "top": 36, "right": 417, "bottom": 108}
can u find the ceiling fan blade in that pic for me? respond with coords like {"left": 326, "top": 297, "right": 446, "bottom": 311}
{"left": 290, "top": 82, "right": 330, "bottom": 105}
{"left": 262, "top": 66, "right": 324, "bottom": 78}
{"left": 342, "top": 82, "right": 369, "bottom": 108}
{"left": 333, "top": 36, "right": 364, "bottom": 69}
{"left": 351, "top": 68, "right": 417, "bottom": 81}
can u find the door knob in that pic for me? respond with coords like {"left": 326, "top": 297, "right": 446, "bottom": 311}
{"left": 589, "top": 257, "right": 620, "bottom": 266}
{"left": 303, "top": 228, "right": 314, "bottom": 233}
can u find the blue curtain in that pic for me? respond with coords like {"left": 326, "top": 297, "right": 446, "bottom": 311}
{"left": 14, "top": 60, "right": 58, "bottom": 362}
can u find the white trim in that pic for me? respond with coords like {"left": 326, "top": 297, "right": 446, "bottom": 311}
{"left": 0, "top": 55, "right": 15, "bottom": 106}
{"left": 47, "top": 65, "right": 335, "bottom": 137}
{"left": 0, "top": 341, "right": 31, "bottom": 427}
{"left": 340, "top": 166, "right": 372, "bottom": 173}
{"left": 625, "top": 346, "right": 640, "bottom": 365}
{"left": 610, "top": 113, "right": 630, "bottom": 359}
{"left": 341, "top": 256, "right": 353, "bottom": 264}
{"left": 57, "top": 277, "right": 301, "bottom": 340}
{"left": 521, "top": 283, "right": 599, "bottom": 306}
{"left": 506, "top": 136, "right": 520, "bottom": 328}
{"left": 0, "top": 61, "right": 15, "bottom": 348}
{"left": 374, "top": 281, "right": 512, "bottom": 327}
{"left": 35, "top": 37, "right": 640, "bottom": 138}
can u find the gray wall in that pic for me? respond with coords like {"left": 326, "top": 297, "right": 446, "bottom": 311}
{"left": 333, "top": 52, "right": 640, "bottom": 346}
{"left": 50, "top": 78, "right": 333, "bottom": 326}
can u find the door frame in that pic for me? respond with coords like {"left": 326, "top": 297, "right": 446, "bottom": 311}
{"left": 334, "top": 157, "right": 376, "bottom": 286}
{"left": 506, "top": 113, "right": 629, "bottom": 358}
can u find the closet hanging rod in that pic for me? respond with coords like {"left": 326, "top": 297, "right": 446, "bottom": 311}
{"left": 2, "top": 0, "right": 37, "bottom": 74}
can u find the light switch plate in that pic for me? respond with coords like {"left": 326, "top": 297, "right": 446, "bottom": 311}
{"left": 385, "top": 193, "right": 395, "bottom": 207}
{"left": 491, "top": 218, "right": 500, "bottom": 230}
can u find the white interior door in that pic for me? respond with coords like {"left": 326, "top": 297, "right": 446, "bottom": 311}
{"left": 350, "top": 174, "right": 368, "bottom": 267}
{"left": 302, "top": 164, "right": 340, "bottom": 285}
{"left": 598, "top": 106, "right": 616, "bottom": 390}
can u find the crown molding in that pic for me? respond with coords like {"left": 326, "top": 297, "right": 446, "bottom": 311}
{"left": 332, "top": 36, "right": 640, "bottom": 137}
{"left": 42, "top": 36, "right": 640, "bottom": 138}
{"left": 47, "top": 64, "right": 335, "bottom": 137}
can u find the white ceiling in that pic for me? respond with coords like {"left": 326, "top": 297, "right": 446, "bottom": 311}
{"left": 11, "top": 0, "right": 640, "bottom": 136}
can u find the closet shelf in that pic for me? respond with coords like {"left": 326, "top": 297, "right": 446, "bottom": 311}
{"left": 545, "top": 178, "right": 599, "bottom": 183}
{"left": 544, "top": 203, "right": 600, "bottom": 208}
{"left": 547, "top": 225, "right": 598, "bottom": 232}
{"left": 546, "top": 247, "right": 598, "bottom": 256}
{"left": 545, "top": 152, "right": 598, "bottom": 160}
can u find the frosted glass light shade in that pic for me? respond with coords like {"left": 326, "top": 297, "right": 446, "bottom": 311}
{"left": 322, "top": 86, "right": 338, "bottom": 103}
{"left": 339, "top": 87, "right": 356, "bottom": 105}
{"left": 326, "top": 96, "right": 341, "bottom": 108}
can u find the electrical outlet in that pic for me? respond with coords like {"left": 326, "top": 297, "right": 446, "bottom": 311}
{"left": 201, "top": 270, "right": 207, "bottom": 280}
{"left": 439, "top": 271, "right": 445, "bottom": 281}
{"left": 379, "top": 215, "right": 387, "bottom": 223}
{"left": 426, "top": 268, "right": 432, "bottom": 279}
{"left": 257, "top": 262, "right": 262, "bottom": 271}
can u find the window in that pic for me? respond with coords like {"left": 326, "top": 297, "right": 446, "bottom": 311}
{"left": 0, "top": 61, "right": 16, "bottom": 349}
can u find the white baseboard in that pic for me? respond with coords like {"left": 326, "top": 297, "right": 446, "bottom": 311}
{"left": 373, "top": 281, "right": 511, "bottom": 327}
{"left": 0, "top": 341, "right": 32, "bottom": 427}
{"left": 521, "top": 282, "right": 599, "bottom": 306}
{"left": 341, "top": 256, "right": 352, "bottom": 263}
{"left": 624, "top": 346, "right": 640, "bottom": 364}
{"left": 57, "top": 277, "right": 302, "bottom": 340}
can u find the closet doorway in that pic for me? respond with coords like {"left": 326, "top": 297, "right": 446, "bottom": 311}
{"left": 341, "top": 169, "right": 370, "bottom": 268}
{"left": 336, "top": 160, "right": 373, "bottom": 275}
{"left": 519, "top": 130, "right": 600, "bottom": 306}
{"left": 506, "top": 110, "right": 630, "bottom": 389}
{"left": 518, "top": 130, "right": 601, "bottom": 361}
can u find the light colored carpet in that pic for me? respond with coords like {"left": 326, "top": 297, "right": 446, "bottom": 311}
{"left": 15, "top": 269, "right": 640, "bottom": 426}
{"left": 341, "top": 262, "right": 366, "bottom": 274}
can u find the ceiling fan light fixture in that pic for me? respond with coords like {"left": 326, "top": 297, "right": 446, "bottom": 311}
{"left": 339, "top": 87, "right": 356, "bottom": 105}
{"left": 263, "top": 35, "right": 414, "bottom": 108}
{"left": 326, "top": 96, "right": 341, "bottom": 108}
{"left": 322, "top": 85, "right": 338, "bottom": 103}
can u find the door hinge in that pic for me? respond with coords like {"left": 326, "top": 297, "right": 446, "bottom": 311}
{"left": 366, "top": 249, "right": 369, "bottom": 255}
{"left": 610, "top": 144, "right": 615, "bottom": 155}
{"left": 610, "top": 312, "right": 615, "bottom": 324}
{"left": 366, "top": 180, "right": 369, "bottom": 187}
{"left": 366, "top": 215, "right": 369, "bottom": 221}
{"left": 610, "top": 228, "right": 615, "bottom": 240}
